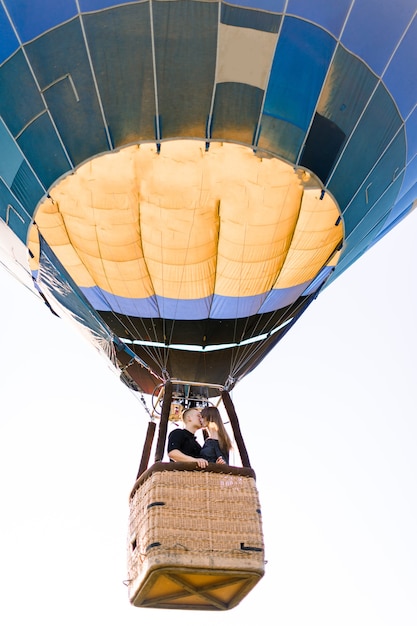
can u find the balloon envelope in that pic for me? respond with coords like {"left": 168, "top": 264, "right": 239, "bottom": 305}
{"left": 0, "top": 0, "right": 416, "bottom": 394}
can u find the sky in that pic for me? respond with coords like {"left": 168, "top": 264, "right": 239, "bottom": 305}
{"left": 0, "top": 209, "right": 417, "bottom": 626}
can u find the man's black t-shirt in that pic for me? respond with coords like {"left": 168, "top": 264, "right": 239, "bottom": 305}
{"left": 167, "top": 428, "right": 202, "bottom": 459}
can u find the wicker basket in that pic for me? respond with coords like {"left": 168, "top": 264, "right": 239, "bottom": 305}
{"left": 127, "top": 462, "right": 265, "bottom": 610}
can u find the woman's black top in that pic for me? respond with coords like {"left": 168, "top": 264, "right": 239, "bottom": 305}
{"left": 200, "top": 438, "right": 229, "bottom": 464}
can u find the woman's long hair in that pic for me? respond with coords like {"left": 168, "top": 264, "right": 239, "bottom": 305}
{"left": 201, "top": 406, "right": 233, "bottom": 454}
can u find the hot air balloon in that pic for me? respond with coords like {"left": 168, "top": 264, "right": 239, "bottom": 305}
{"left": 1, "top": 0, "right": 417, "bottom": 611}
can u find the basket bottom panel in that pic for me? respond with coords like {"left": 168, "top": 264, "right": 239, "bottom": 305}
{"left": 130, "top": 564, "right": 262, "bottom": 610}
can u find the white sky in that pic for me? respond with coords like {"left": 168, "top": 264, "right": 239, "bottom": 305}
{"left": 0, "top": 210, "right": 416, "bottom": 626}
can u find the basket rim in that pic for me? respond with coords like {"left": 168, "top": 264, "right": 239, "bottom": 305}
{"left": 130, "top": 462, "right": 256, "bottom": 498}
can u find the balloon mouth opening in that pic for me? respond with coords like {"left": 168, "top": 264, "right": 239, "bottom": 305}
{"left": 29, "top": 139, "right": 343, "bottom": 320}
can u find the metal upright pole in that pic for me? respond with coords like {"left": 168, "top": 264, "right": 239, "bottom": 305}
{"left": 136, "top": 420, "right": 156, "bottom": 479}
{"left": 154, "top": 381, "right": 172, "bottom": 462}
{"left": 221, "top": 389, "right": 251, "bottom": 468}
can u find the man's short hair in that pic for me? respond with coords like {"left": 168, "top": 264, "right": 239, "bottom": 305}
{"left": 182, "top": 407, "right": 196, "bottom": 422}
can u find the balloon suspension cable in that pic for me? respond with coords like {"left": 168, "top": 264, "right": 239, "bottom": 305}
{"left": 225, "top": 376, "right": 236, "bottom": 392}
{"left": 118, "top": 356, "right": 156, "bottom": 421}
{"left": 139, "top": 393, "right": 153, "bottom": 420}
{"left": 115, "top": 337, "right": 162, "bottom": 382}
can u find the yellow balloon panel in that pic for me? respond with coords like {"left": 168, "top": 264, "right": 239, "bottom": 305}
{"left": 30, "top": 141, "right": 342, "bottom": 306}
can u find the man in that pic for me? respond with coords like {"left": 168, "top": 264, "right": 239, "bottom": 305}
{"left": 167, "top": 407, "right": 208, "bottom": 468}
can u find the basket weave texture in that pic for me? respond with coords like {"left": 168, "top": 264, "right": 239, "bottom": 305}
{"left": 127, "top": 464, "right": 265, "bottom": 604}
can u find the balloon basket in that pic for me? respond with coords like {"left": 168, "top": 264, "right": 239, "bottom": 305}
{"left": 126, "top": 462, "right": 265, "bottom": 610}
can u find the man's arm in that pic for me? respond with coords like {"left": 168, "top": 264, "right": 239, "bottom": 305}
{"left": 168, "top": 449, "right": 208, "bottom": 468}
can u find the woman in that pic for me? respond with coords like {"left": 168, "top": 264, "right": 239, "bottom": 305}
{"left": 200, "top": 406, "right": 233, "bottom": 465}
